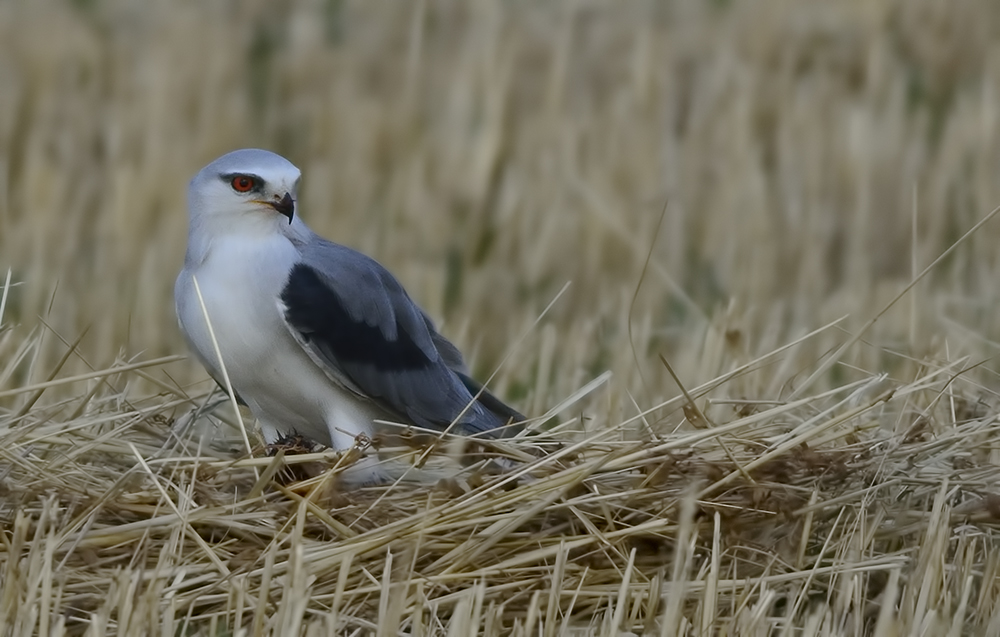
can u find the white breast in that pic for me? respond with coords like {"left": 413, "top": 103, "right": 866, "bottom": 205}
{"left": 175, "top": 234, "right": 382, "bottom": 447}
{"left": 177, "top": 234, "right": 298, "bottom": 371}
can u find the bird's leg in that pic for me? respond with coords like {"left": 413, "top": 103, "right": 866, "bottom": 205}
{"left": 258, "top": 419, "right": 283, "bottom": 445}
{"left": 265, "top": 432, "right": 328, "bottom": 483}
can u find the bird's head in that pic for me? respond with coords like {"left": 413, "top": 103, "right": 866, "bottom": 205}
{"left": 188, "top": 149, "right": 302, "bottom": 230}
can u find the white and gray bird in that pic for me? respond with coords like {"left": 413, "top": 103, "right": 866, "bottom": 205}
{"left": 175, "top": 149, "right": 522, "bottom": 480}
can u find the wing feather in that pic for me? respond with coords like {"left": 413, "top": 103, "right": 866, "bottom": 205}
{"left": 278, "top": 239, "right": 520, "bottom": 436}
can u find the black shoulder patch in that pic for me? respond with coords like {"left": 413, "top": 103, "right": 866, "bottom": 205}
{"left": 281, "top": 264, "right": 433, "bottom": 371}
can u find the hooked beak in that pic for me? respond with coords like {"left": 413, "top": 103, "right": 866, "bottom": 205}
{"left": 267, "top": 192, "right": 295, "bottom": 224}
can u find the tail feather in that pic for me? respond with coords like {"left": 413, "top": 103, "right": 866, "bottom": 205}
{"left": 455, "top": 371, "right": 525, "bottom": 438}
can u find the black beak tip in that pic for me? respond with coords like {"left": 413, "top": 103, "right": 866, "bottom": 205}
{"left": 271, "top": 192, "right": 295, "bottom": 223}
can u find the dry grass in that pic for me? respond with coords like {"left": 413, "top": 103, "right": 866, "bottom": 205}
{"left": 4, "top": 0, "right": 1000, "bottom": 634}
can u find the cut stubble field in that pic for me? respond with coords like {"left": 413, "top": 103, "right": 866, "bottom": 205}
{"left": 4, "top": 0, "right": 1000, "bottom": 634}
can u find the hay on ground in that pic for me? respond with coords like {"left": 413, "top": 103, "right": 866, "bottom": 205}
{"left": 2, "top": 332, "right": 999, "bottom": 635}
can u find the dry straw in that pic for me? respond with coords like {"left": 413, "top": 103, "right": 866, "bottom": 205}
{"left": 4, "top": 0, "right": 1000, "bottom": 634}
{"left": 3, "top": 324, "right": 1000, "bottom": 635}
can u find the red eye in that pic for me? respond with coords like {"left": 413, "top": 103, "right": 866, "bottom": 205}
{"left": 231, "top": 175, "right": 255, "bottom": 192}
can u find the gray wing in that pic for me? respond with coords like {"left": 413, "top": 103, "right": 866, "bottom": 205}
{"left": 424, "top": 311, "right": 526, "bottom": 427}
{"left": 278, "top": 238, "right": 520, "bottom": 436}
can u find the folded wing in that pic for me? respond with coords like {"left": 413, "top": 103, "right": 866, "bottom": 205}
{"left": 278, "top": 238, "right": 521, "bottom": 436}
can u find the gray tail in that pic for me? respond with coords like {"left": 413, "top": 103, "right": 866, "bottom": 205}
{"left": 456, "top": 371, "right": 525, "bottom": 438}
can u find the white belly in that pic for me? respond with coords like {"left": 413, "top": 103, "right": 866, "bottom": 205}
{"left": 175, "top": 234, "right": 382, "bottom": 449}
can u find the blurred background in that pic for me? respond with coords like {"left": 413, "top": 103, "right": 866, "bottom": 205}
{"left": 3, "top": 0, "right": 1000, "bottom": 426}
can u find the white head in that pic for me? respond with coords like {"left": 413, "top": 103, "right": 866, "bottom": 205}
{"left": 187, "top": 149, "right": 307, "bottom": 234}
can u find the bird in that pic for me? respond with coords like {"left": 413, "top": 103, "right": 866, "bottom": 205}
{"left": 175, "top": 149, "right": 523, "bottom": 483}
